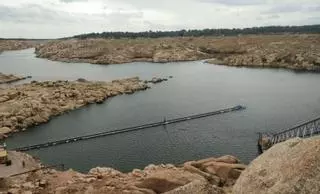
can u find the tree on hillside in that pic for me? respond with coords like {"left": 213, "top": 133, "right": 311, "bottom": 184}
{"left": 69, "top": 25, "right": 320, "bottom": 39}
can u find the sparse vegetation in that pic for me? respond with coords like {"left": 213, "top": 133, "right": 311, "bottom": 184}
{"left": 36, "top": 34, "right": 320, "bottom": 71}
{"left": 70, "top": 25, "right": 320, "bottom": 39}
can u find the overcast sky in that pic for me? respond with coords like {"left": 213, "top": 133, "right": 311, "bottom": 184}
{"left": 0, "top": 0, "right": 319, "bottom": 39}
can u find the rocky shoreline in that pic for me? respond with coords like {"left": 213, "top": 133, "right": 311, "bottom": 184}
{"left": 35, "top": 34, "right": 320, "bottom": 71}
{"left": 0, "top": 73, "right": 31, "bottom": 84}
{"left": 1, "top": 154, "right": 246, "bottom": 193}
{"left": 1, "top": 137, "right": 319, "bottom": 193}
{"left": 0, "top": 40, "right": 34, "bottom": 54}
{"left": 0, "top": 77, "right": 150, "bottom": 139}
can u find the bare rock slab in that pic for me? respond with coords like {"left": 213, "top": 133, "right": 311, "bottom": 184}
{"left": 233, "top": 138, "right": 320, "bottom": 194}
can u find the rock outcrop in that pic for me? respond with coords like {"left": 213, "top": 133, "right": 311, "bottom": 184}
{"left": 0, "top": 151, "right": 41, "bottom": 178}
{"left": 233, "top": 137, "right": 320, "bottom": 194}
{"left": 1, "top": 155, "right": 246, "bottom": 194}
{"left": 146, "top": 77, "right": 169, "bottom": 84}
{"left": 207, "top": 35, "right": 320, "bottom": 71}
{"left": 0, "top": 40, "right": 34, "bottom": 53}
{"left": 35, "top": 35, "right": 320, "bottom": 71}
{"left": 0, "top": 77, "right": 149, "bottom": 139}
{"left": 0, "top": 73, "right": 30, "bottom": 84}
{"left": 35, "top": 37, "right": 212, "bottom": 65}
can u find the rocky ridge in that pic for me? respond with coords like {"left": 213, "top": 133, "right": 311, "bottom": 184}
{"left": 0, "top": 40, "right": 33, "bottom": 54}
{"left": 35, "top": 37, "right": 211, "bottom": 64}
{"left": 206, "top": 34, "right": 320, "bottom": 71}
{"left": 0, "top": 77, "right": 149, "bottom": 139}
{"left": 35, "top": 34, "right": 320, "bottom": 71}
{"left": 0, "top": 73, "right": 30, "bottom": 84}
{"left": 1, "top": 155, "right": 246, "bottom": 194}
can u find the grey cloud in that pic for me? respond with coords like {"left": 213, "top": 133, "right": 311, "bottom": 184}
{"left": 114, "top": 0, "right": 183, "bottom": 10}
{"left": 255, "top": 14, "right": 280, "bottom": 21}
{"left": 106, "top": 11, "right": 143, "bottom": 19}
{"left": 99, "top": 11, "right": 144, "bottom": 27}
{"left": 256, "top": 16, "right": 263, "bottom": 20}
{"left": 199, "top": 0, "right": 265, "bottom": 6}
{"left": 115, "top": 0, "right": 266, "bottom": 7}
{"left": 264, "top": 4, "right": 320, "bottom": 14}
{"left": 256, "top": 14, "right": 280, "bottom": 21}
{"left": 0, "top": 4, "right": 75, "bottom": 24}
{"left": 264, "top": 4, "right": 303, "bottom": 14}
{"left": 268, "top": 14, "right": 280, "bottom": 19}
{"left": 0, "top": 3, "right": 143, "bottom": 25}
{"left": 1, "top": 0, "right": 319, "bottom": 39}
{"left": 60, "top": 0, "right": 88, "bottom": 3}
{"left": 307, "top": 5, "right": 320, "bottom": 12}
{"left": 142, "top": 20, "right": 182, "bottom": 31}
{"left": 0, "top": 3, "right": 149, "bottom": 38}
{"left": 307, "top": 16, "right": 320, "bottom": 22}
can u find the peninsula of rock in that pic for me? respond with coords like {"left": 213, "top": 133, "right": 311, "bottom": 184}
{"left": 0, "top": 77, "right": 149, "bottom": 139}
{"left": 35, "top": 34, "right": 320, "bottom": 71}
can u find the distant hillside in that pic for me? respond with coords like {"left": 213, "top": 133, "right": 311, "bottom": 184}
{"left": 71, "top": 25, "right": 320, "bottom": 39}
{"left": 0, "top": 38, "right": 51, "bottom": 41}
{"left": 36, "top": 34, "right": 320, "bottom": 71}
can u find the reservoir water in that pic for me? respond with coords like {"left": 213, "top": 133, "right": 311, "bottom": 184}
{"left": 1, "top": 49, "right": 320, "bottom": 172}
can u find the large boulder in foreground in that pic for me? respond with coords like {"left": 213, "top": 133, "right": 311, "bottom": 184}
{"left": 233, "top": 137, "right": 320, "bottom": 194}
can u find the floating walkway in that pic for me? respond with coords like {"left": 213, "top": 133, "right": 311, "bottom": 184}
{"left": 13, "top": 105, "right": 246, "bottom": 152}
{"left": 258, "top": 116, "right": 320, "bottom": 153}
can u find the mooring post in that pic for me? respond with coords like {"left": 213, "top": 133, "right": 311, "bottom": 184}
{"left": 163, "top": 116, "right": 167, "bottom": 125}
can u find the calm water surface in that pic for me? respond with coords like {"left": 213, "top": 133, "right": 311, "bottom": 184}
{"left": 1, "top": 49, "right": 320, "bottom": 172}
